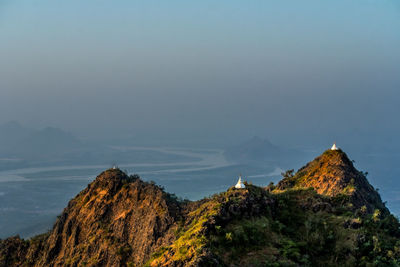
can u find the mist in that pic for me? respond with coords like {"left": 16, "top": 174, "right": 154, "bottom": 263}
{"left": 0, "top": 0, "right": 399, "bottom": 149}
{"left": 1, "top": 0, "right": 400, "bottom": 239}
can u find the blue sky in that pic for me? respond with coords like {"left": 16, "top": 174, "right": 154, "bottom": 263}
{"left": 0, "top": 0, "right": 399, "bottom": 146}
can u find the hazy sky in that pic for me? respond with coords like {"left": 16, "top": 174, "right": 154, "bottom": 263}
{"left": 1, "top": 0, "right": 399, "bottom": 147}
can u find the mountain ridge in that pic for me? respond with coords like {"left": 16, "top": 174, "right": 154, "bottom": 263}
{"left": 1, "top": 149, "right": 400, "bottom": 266}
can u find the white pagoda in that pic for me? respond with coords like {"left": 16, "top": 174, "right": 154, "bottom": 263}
{"left": 331, "top": 143, "right": 339, "bottom": 150}
{"left": 235, "top": 175, "right": 245, "bottom": 189}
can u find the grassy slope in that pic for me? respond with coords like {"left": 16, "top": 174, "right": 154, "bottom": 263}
{"left": 2, "top": 157, "right": 400, "bottom": 267}
{"left": 147, "top": 184, "right": 400, "bottom": 266}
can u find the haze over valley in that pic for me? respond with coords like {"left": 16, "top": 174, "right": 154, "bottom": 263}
{"left": 1, "top": 1, "right": 400, "bottom": 265}
{"left": 1, "top": 121, "right": 400, "bottom": 238}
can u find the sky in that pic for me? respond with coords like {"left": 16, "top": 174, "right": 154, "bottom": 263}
{"left": 0, "top": 0, "right": 399, "bottom": 147}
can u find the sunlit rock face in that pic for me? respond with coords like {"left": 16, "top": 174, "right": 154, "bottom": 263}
{"left": 0, "top": 150, "right": 399, "bottom": 267}
{"left": 0, "top": 169, "right": 183, "bottom": 267}
{"left": 276, "top": 149, "right": 386, "bottom": 213}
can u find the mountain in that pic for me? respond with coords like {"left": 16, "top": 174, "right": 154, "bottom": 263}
{"left": 224, "top": 136, "right": 305, "bottom": 167}
{"left": 1, "top": 150, "right": 400, "bottom": 266}
{"left": 12, "top": 127, "right": 82, "bottom": 159}
{"left": 275, "top": 149, "right": 386, "bottom": 213}
{"left": 0, "top": 123, "right": 85, "bottom": 169}
{"left": 0, "top": 169, "right": 181, "bottom": 266}
{"left": 0, "top": 121, "right": 33, "bottom": 154}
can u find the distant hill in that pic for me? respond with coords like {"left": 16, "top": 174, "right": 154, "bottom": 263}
{"left": 12, "top": 127, "right": 82, "bottom": 159}
{"left": 1, "top": 149, "right": 400, "bottom": 266}
{"left": 0, "top": 122, "right": 83, "bottom": 165}
{"left": 224, "top": 136, "right": 305, "bottom": 167}
{"left": 0, "top": 121, "right": 33, "bottom": 153}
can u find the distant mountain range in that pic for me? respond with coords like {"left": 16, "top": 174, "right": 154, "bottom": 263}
{"left": 0, "top": 121, "right": 33, "bottom": 151}
{"left": 0, "top": 122, "right": 204, "bottom": 171}
{"left": 0, "top": 122, "right": 84, "bottom": 168}
{"left": 12, "top": 127, "right": 81, "bottom": 159}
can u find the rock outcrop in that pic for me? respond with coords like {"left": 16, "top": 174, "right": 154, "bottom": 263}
{"left": 276, "top": 149, "right": 386, "bottom": 213}
{"left": 1, "top": 169, "right": 182, "bottom": 266}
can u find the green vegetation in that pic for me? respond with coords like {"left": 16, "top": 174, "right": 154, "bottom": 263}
{"left": 2, "top": 151, "right": 400, "bottom": 267}
{"left": 146, "top": 185, "right": 400, "bottom": 266}
{"left": 145, "top": 200, "right": 221, "bottom": 266}
{"left": 208, "top": 188, "right": 400, "bottom": 266}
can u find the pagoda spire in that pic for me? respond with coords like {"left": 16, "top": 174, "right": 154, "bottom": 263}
{"left": 331, "top": 142, "right": 339, "bottom": 150}
{"left": 235, "top": 174, "right": 245, "bottom": 189}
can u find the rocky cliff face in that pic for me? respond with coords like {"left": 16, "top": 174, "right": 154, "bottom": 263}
{"left": 276, "top": 149, "right": 386, "bottom": 213}
{"left": 0, "top": 169, "right": 183, "bottom": 267}
{"left": 1, "top": 150, "right": 400, "bottom": 267}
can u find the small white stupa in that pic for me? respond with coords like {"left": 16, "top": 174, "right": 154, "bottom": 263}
{"left": 331, "top": 142, "right": 339, "bottom": 150}
{"left": 235, "top": 175, "right": 245, "bottom": 189}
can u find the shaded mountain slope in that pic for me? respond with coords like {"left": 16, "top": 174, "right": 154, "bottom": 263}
{"left": 1, "top": 149, "right": 400, "bottom": 266}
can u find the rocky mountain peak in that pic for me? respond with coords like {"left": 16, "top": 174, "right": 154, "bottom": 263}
{"left": 1, "top": 153, "right": 399, "bottom": 267}
{"left": 87, "top": 168, "right": 131, "bottom": 194}
{"left": 276, "top": 149, "right": 386, "bottom": 213}
{"left": 0, "top": 169, "right": 182, "bottom": 267}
